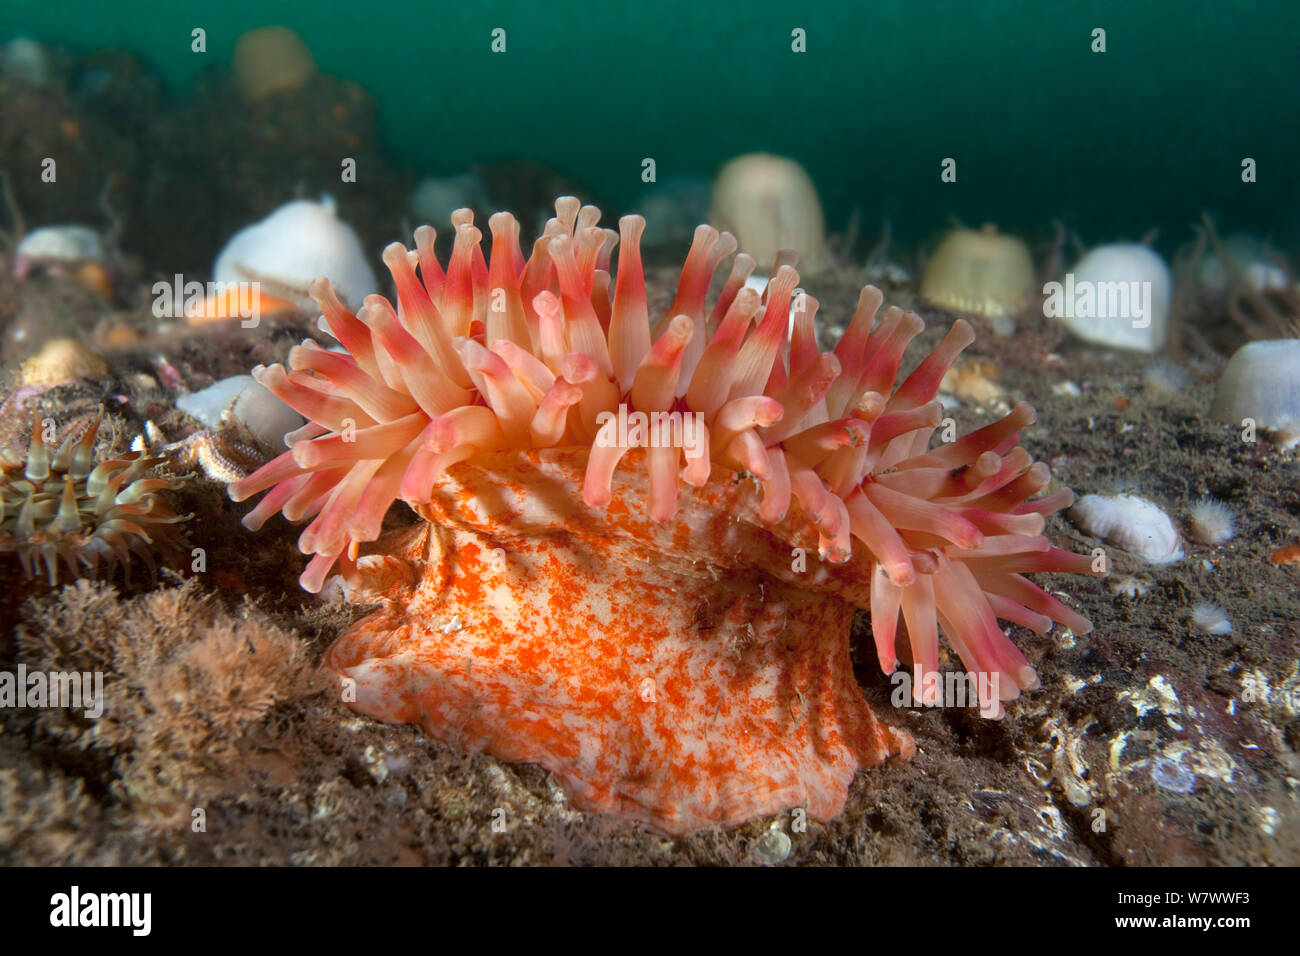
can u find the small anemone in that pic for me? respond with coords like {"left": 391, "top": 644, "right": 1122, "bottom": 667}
{"left": 1185, "top": 496, "right": 1235, "bottom": 545}
{"left": 921, "top": 224, "right": 1036, "bottom": 322}
{"left": 710, "top": 153, "right": 828, "bottom": 275}
{"left": 0, "top": 410, "right": 187, "bottom": 585}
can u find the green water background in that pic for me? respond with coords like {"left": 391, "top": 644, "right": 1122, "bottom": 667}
{"left": 4, "top": 0, "right": 1297, "bottom": 251}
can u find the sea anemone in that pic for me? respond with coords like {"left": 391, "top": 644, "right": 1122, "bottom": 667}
{"left": 1199, "top": 234, "right": 1289, "bottom": 295}
{"left": 710, "top": 153, "right": 828, "bottom": 275}
{"left": 920, "top": 224, "right": 1036, "bottom": 325}
{"left": 1051, "top": 243, "right": 1173, "bottom": 353}
{"left": 232, "top": 26, "right": 318, "bottom": 102}
{"left": 1, "top": 411, "right": 187, "bottom": 584}
{"left": 188, "top": 198, "right": 377, "bottom": 323}
{"left": 12, "top": 225, "right": 106, "bottom": 281}
{"left": 2, "top": 36, "right": 51, "bottom": 87}
{"left": 1188, "top": 601, "right": 1233, "bottom": 635}
{"left": 1185, "top": 497, "right": 1235, "bottom": 546}
{"left": 230, "top": 198, "right": 1096, "bottom": 833}
{"left": 1142, "top": 357, "right": 1191, "bottom": 395}
{"left": 1210, "top": 339, "right": 1300, "bottom": 449}
{"left": 1191, "top": 214, "right": 1300, "bottom": 340}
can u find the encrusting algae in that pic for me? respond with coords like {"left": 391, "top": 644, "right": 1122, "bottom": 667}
{"left": 230, "top": 197, "right": 1099, "bottom": 834}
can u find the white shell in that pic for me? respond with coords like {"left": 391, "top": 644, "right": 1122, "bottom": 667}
{"left": 1209, "top": 340, "right": 1300, "bottom": 445}
{"left": 1051, "top": 244, "right": 1172, "bottom": 352}
{"left": 1067, "top": 493, "right": 1183, "bottom": 564}
{"left": 213, "top": 198, "right": 377, "bottom": 310}
{"left": 176, "top": 375, "right": 305, "bottom": 448}
{"left": 14, "top": 225, "right": 105, "bottom": 275}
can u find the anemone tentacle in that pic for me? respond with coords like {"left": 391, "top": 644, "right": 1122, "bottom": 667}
{"left": 231, "top": 198, "right": 1094, "bottom": 708}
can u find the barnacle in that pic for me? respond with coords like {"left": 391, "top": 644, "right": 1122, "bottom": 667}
{"left": 0, "top": 410, "right": 187, "bottom": 584}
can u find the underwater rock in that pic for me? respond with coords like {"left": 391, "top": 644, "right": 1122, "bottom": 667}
{"left": 636, "top": 176, "right": 713, "bottom": 248}
{"left": 0, "top": 47, "right": 142, "bottom": 246}
{"left": 138, "top": 67, "right": 405, "bottom": 278}
{"left": 68, "top": 48, "right": 165, "bottom": 146}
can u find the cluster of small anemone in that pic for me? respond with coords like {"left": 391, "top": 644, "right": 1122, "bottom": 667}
{"left": 0, "top": 411, "right": 186, "bottom": 584}
{"left": 231, "top": 197, "right": 1095, "bottom": 703}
